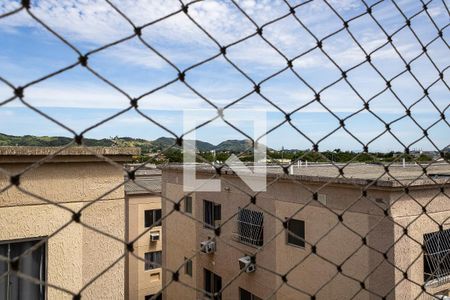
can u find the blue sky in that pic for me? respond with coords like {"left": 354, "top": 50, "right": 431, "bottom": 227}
{"left": 0, "top": 0, "right": 448, "bottom": 151}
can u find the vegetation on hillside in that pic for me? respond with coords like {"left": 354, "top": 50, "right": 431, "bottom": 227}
{"left": 1, "top": 133, "right": 445, "bottom": 164}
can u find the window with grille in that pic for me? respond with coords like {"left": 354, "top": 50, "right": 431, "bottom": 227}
{"left": 184, "top": 196, "right": 192, "bottom": 214}
{"left": 144, "top": 209, "right": 162, "bottom": 228}
{"left": 204, "top": 268, "right": 222, "bottom": 300}
{"left": 236, "top": 208, "right": 264, "bottom": 247}
{"left": 286, "top": 218, "right": 305, "bottom": 248}
{"left": 239, "top": 288, "right": 262, "bottom": 300}
{"left": 204, "top": 200, "right": 221, "bottom": 229}
{"left": 0, "top": 239, "right": 46, "bottom": 300}
{"left": 424, "top": 229, "right": 450, "bottom": 284}
{"left": 144, "top": 251, "right": 162, "bottom": 271}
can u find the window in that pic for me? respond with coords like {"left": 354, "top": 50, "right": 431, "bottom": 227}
{"left": 204, "top": 269, "right": 222, "bottom": 300}
{"left": 0, "top": 239, "right": 46, "bottom": 300}
{"left": 204, "top": 200, "right": 221, "bottom": 229}
{"left": 145, "top": 209, "right": 162, "bottom": 228}
{"left": 424, "top": 228, "right": 450, "bottom": 284}
{"left": 184, "top": 196, "right": 192, "bottom": 214}
{"left": 144, "top": 251, "right": 162, "bottom": 270}
{"left": 239, "top": 288, "right": 262, "bottom": 300}
{"left": 287, "top": 218, "right": 305, "bottom": 248}
{"left": 145, "top": 294, "right": 162, "bottom": 300}
{"left": 184, "top": 257, "right": 193, "bottom": 276}
{"left": 237, "top": 208, "right": 263, "bottom": 246}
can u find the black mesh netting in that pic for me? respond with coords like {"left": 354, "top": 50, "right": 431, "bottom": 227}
{"left": 0, "top": 0, "right": 449, "bottom": 299}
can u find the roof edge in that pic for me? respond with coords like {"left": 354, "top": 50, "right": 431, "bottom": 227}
{"left": 0, "top": 146, "right": 140, "bottom": 163}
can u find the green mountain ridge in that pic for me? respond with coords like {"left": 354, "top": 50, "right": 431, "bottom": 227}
{"left": 1, "top": 133, "right": 446, "bottom": 155}
{"left": 0, "top": 133, "right": 251, "bottom": 153}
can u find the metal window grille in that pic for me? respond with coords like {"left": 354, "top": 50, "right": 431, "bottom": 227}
{"left": 424, "top": 228, "right": 450, "bottom": 286}
{"left": 236, "top": 208, "right": 264, "bottom": 247}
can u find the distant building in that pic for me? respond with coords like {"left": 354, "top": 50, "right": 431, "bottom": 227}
{"left": 0, "top": 146, "right": 138, "bottom": 299}
{"left": 125, "top": 165, "right": 163, "bottom": 300}
{"left": 162, "top": 163, "right": 450, "bottom": 299}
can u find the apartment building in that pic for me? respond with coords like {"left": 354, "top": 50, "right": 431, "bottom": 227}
{"left": 125, "top": 165, "right": 163, "bottom": 300}
{"left": 162, "top": 163, "right": 450, "bottom": 300}
{"left": 0, "top": 146, "right": 138, "bottom": 299}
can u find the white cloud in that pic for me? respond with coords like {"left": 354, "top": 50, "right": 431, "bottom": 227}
{"left": 1, "top": 0, "right": 437, "bottom": 69}
{"left": 0, "top": 0, "right": 447, "bottom": 114}
{"left": 0, "top": 81, "right": 224, "bottom": 110}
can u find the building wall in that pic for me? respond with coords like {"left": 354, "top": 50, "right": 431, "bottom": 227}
{"left": 274, "top": 200, "right": 395, "bottom": 300}
{"left": 389, "top": 187, "right": 450, "bottom": 299}
{"left": 162, "top": 180, "right": 198, "bottom": 300}
{"left": 127, "top": 194, "right": 163, "bottom": 300}
{"left": 0, "top": 161, "right": 126, "bottom": 299}
{"left": 162, "top": 169, "right": 399, "bottom": 300}
{"left": 193, "top": 187, "right": 278, "bottom": 300}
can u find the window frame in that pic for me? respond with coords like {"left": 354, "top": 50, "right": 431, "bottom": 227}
{"left": 204, "top": 268, "right": 222, "bottom": 299}
{"left": 144, "top": 251, "right": 162, "bottom": 271}
{"left": 144, "top": 209, "right": 162, "bottom": 228}
{"left": 184, "top": 195, "right": 192, "bottom": 214}
{"left": 0, "top": 237, "right": 47, "bottom": 300}
{"left": 239, "top": 287, "right": 262, "bottom": 300}
{"left": 286, "top": 218, "right": 305, "bottom": 248}
{"left": 203, "top": 200, "right": 221, "bottom": 229}
{"left": 184, "top": 257, "right": 193, "bottom": 277}
{"left": 144, "top": 294, "right": 162, "bottom": 300}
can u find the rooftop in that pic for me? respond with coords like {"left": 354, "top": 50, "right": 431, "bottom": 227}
{"left": 0, "top": 146, "right": 140, "bottom": 156}
{"left": 0, "top": 146, "right": 140, "bottom": 163}
{"left": 165, "top": 162, "right": 450, "bottom": 187}
{"left": 124, "top": 164, "right": 162, "bottom": 194}
{"left": 125, "top": 177, "right": 161, "bottom": 194}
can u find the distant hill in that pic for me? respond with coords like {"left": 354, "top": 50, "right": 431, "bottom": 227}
{"left": 215, "top": 139, "right": 253, "bottom": 152}
{"left": 151, "top": 137, "right": 215, "bottom": 152}
{"left": 0, "top": 133, "right": 250, "bottom": 153}
{"left": 0, "top": 133, "right": 114, "bottom": 147}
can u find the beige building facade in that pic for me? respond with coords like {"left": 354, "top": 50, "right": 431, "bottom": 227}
{"left": 162, "top": 164, "right": 450, "bottom": 300}
{"left": 0, "top": 146, "right": 138, "bottom": 300}
{"left": 125, "top": 166, "right": 163, "bottom": 300}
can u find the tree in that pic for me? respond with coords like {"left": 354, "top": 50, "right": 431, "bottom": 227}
{"left": 416, "top": 154, "right": 432, "bottom": 162}
{"left": 165, "top": 149, "right": 183, "bottom": 162}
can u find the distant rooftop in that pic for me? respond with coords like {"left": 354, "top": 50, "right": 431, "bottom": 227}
{"left": 124, "top": 164, "right": 162, "bottom": 194}
{"left": 0, "top": 146, "right": 140, "bottom": 156}
{"left": 285, "top": 163, "right": 450, "bottom": 186}
{"left": 0, "top": 146, "right": 140, "bottom": 163}
{"left": 164, "top": 163, "right": 450, "bottom": 187}
{"left": 125, "top": 177, "right": 161, "bottom": 194}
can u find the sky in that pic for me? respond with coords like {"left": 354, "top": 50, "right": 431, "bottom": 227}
{"left": 0, "top": 0, "right": 448, "bottom": 151}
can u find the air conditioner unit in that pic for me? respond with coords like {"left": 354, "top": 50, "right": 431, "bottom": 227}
{"left": 239, "top": 256, "right": 256, "bottom": 273}
{"left": 150, "top": 232, "right": 160, "bottom": 242}
{"left": 200, "top": 240, "right": 216, "bottom": 254}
